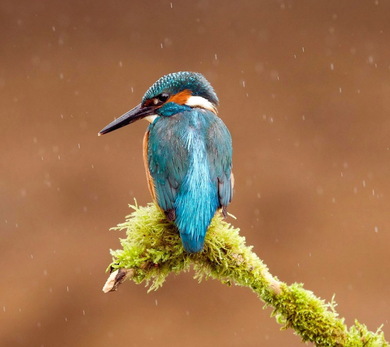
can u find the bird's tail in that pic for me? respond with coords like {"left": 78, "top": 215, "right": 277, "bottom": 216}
{"left": 174, "top": 138, "right": 219, "bottom": 253}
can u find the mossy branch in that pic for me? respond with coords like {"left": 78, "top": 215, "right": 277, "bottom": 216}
{"left": 103, "top": 203, "right": 388, "bottom": 347}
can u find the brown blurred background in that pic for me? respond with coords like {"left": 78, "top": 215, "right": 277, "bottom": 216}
{"left": 1, "top": 1, "right": 389, "bottom": 346}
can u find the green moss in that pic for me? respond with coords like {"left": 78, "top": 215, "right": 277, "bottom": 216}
{"left": 105, "top": 203, "right": 388, "bottom": 346}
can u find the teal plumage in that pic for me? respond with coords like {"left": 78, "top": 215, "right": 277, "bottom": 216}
{"left": 143, "top": 72, "right": 219, "bottom": 106}
{"left": 147, "top": 108, "right": 232, "bottom": 252}
{"left": 99, "top": 72, "right": 233, "bottom": 253}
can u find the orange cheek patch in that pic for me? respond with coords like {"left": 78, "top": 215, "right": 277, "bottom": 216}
{"left": 168, "top": 89, "right": 192, "bottom": 105}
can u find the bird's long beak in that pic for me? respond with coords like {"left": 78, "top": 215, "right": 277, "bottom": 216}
{"left": 98, "top": 104, "right": 155, "bottom": 136}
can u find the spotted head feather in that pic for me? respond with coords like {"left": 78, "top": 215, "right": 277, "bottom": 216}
{"left": 142, "top": 71, "right": 219, "bottom": 107}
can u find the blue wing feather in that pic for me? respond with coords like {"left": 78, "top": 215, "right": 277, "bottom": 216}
{"left": 206, "top": 116, "right": 233, "bottom": 208}
{"left": 147, "top": 109, "right": 232, "bottom": 252}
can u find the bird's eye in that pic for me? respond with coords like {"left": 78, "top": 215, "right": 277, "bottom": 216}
{"left": 145, "top": 93, "right": 170, "bottom": 107}
{"left": 157, "top": 93, "right": 169, "bottom": 103}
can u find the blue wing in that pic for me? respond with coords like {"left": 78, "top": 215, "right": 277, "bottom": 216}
{"left": 147, "top": 117, "right": 189, "bottom": 215}
{"left": 206, "top": 116, "right": 233, "bottom": 210}
{"left": 147, "top": 109, "right": 233, "bottom": 252}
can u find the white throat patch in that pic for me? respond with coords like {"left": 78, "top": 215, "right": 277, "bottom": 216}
{"left": 185, "top": 96, "right": 217, "bottom": 114}
{"left": 144, "top": 115, "right": 158, "bottom": 123}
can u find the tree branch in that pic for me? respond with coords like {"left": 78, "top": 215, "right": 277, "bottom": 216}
{"left": 102, "top": 203, "right": 388, "bottom": 347}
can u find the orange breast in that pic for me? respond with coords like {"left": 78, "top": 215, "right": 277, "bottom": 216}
{"left": 142, "top": 131, "right": 157, "bottom": 202}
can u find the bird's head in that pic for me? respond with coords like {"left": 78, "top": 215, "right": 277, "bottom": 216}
{"left": 99, "top": 71, "right": 218, "bottom": 135}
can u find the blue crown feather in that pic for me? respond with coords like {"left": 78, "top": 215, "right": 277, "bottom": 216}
{"left": 142, "top": 71, "right": 219, "bottom": 106}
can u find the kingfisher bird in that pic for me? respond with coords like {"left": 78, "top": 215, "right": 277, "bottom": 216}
{"left": 99, "top": 71, "right": 233, "bottom": 253}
